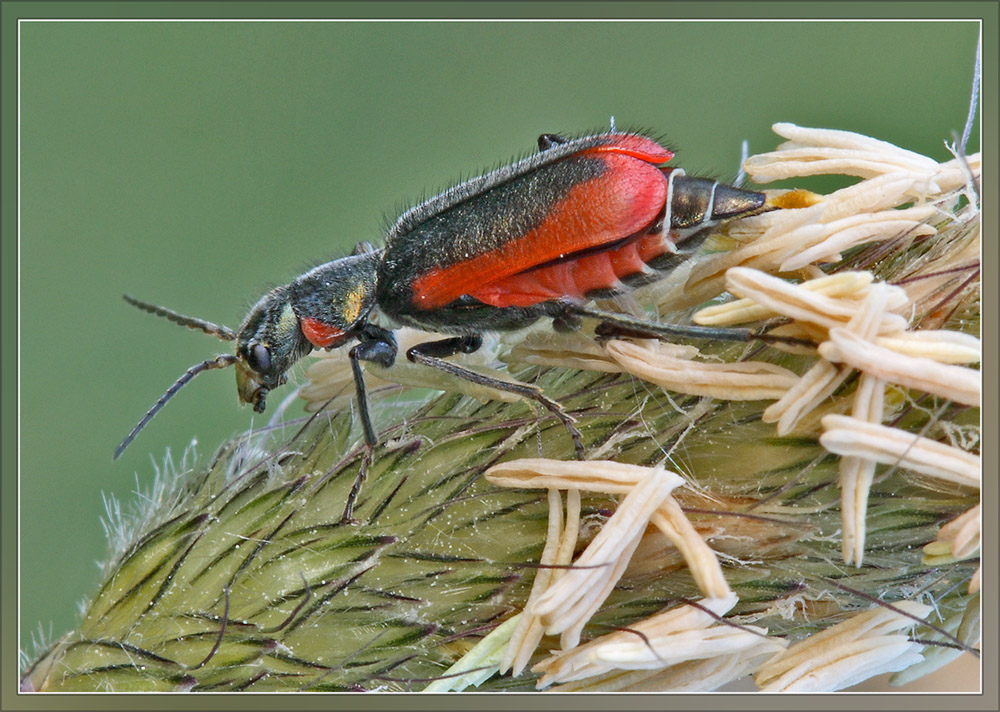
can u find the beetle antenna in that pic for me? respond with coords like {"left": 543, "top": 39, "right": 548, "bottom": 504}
{"left": 114, "top": 354, "right": 239, "bottom": 460}
{"left": 123, "top": 294, "right": 237, "bottom": 341}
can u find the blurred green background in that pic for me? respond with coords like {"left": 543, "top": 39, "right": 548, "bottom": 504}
{"left": 19, "top": 19, "right": 980, "bottom": 659}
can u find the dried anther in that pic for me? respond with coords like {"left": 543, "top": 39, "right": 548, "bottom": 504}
{"left": 485, "top": 458, "right": 663, "bottom": 494}
{"left": 923, "top": 504, "right": 981, "bottom": 594}
{"left": 485, "top": 459, "right": 733, "bottom": 661}
{"left": 533, "top": 593, "right": 786, "bottom": 690}
{"left": 745, "top": 123, "right": 969, "bottom": 193}
{"left": 820, "top": 415, "right": 980, "bottom": 489}
{"left": 500, "top": 488, "right": 582, "bottom": 677}
{"left": 521, "top": 466, "right": 683, "bottom": 649}
{"left": 754, "top": 600, "right": 932, "bottom": 692}
{"left": 819, "top": 329, "right": 981, "bottom": 407}
{"left": 695, "top": 271, "right": 882, "bottom": 326}
{"left": 923, "top": 504, "right": 981, "bottom": 562}
{"left": 718, "top": 268, "right": 909, "bottom": 335}
{"left": 602, "top": 339, "right": 799, "bottom": 400}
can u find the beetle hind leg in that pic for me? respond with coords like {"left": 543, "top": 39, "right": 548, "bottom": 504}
{"left": 564, "top": 303, "right": 814, "bottom": 348}
{"left": 406, "top": 336, "right": 586, "bottom": 460}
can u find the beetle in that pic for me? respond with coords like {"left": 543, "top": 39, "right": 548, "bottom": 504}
{"left": 117, "top": 130, "right": 787, "bottom": 522}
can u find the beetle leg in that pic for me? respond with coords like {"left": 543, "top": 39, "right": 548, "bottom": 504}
{"left": 564, "top": 303, "right": 815, "bottom": 348}
{"left": 406, "top": 336, "right": 586, "bottom": 460}
{"left": 341, "top": 327, "right": 398, "bottom": 524}
{"left": 406, "top": 334, "right": 483, "bottom": 358}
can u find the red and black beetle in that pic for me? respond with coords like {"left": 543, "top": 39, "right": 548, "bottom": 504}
{"left": 118, "top": 131, "right": 781, "bottom": 521}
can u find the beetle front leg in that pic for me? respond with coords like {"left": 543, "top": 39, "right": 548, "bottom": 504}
{"left": 341, "top": 327, "right": 397, "bottom": 524}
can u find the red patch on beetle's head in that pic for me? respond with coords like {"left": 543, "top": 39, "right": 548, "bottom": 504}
{"left": 301, "top": 317, "right": 346, "bottom": 348}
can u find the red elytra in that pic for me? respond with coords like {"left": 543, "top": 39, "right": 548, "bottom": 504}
{"left": 585, "top": 134, "right": 674, "bottom": 163}
{"left": 410, "top": 136, "right": 675, "bottom": 310}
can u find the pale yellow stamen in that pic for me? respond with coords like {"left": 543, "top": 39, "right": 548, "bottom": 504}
{"left": 835, "top": 276, "right": 892, "bottom": 564}
{"left": 529, "top": 467, "right": 683, "bottom": 649}
{"left": 838, "top": 455, "right": 876, "bottom": 566}
{"left": 762, "top": 360, "right": 851, "bottom": 435}
{"left": 778, "top": 207, "right": 937, "bottom": 272}
{"left": 545, "top": 643, "right": 786, "bottom": 692}
{"left": 761, "top": 278, "right": 889, "bottom": 443}
{"left": 819, "top": 329, "right": 981, "bottom": 406}
{"left": 940, "top": 504, "right": 981, "bottom": 559}
{"left": 486, "top": 459, "right": 733, "bottom": 656}
{"left": 602, "top": 339, "right": 798, "bottom": 401}
{"left": 534, "top": 594, "right": 785, "bottom": 689}
{"left": 873, "top": 330, "right": 981, "bottom": 364}
{"left": 649, "top": 501, "right": 731, "bottom": 599}
{"left": 838, "top": 373, "right": 885, "bottom": 566}
{"left": 754, "top": 600, "right": 932, "bottom": 692}
{"left": 923, "top": 504, "right": 980, "bottom": 563}
{"left": 500, "top": 488, "right": 581, "bottom": 676}
{"left": 745, "top": 123, "right": 943, "bottom": 185}
{"left": 485, "top": 458, "right": 658, "bottom": 494}
{"left": 813, "top": 171, "right": 940, "bottom": 220}
{"left": 723, "top": 268, "right": 909, "bottom": 335}
{"left": 820, "top": 415, "right": 981, "bottom": 489}
{"left": 694, "top": 271, "right": 879, "bottom": 326}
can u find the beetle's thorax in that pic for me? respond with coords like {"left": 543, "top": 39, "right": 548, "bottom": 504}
{"left": 288, "top": 251, "right": 381, "bottom": 343}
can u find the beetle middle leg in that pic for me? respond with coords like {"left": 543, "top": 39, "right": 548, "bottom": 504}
{"left": 406, "top": 335, "right": 586, "bottom": 460}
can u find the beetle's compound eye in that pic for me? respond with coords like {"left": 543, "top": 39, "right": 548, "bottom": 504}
{"left": 247, "top": 343, "right": 272, "bottom": 374}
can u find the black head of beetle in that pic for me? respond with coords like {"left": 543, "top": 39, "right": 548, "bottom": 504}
{"left": 232, "top": 285, "right": 309, "bottom": 414}
{"left": 115, "top": 245, "right": 381, "bottom": 459}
